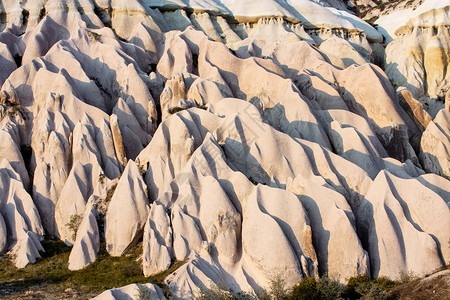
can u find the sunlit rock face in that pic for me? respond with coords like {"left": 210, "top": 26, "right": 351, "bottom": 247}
{"left": 376, "top": 0, "right": 449, "bottom": 117}
{"left": 0, "top": 0, "right": 449, "bottom": 298}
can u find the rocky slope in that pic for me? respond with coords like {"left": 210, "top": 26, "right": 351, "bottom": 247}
{"left": 0, "top": 0, "right": 448, "bottom": 299}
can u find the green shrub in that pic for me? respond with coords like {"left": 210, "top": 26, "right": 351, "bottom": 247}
{"left": 66, "top": 214, "right": 83, "bottom": 241}
{"left": 196, "top": 284, "right": 235, "bottom": 300}
{"left": 268, "top": 274, "right": 289, "bottom": 300}
{"left": 316, "top": 277, "right": 344, "bottom": 299}
{"left": 343, "top": 275, "right": 371, "bottom": 300}
{"left": 375, "top": 277, "right": 398, "bottom": 290}
{"left": 195, "top": 283, "right": 269, "bottom": 300}
{"left": 137, "top": 284, "right": 157, "bottom": 300}
{"left": 399, "top": 271, "right": 417, "bottom": 284}
{"left": 354, "top": 280, "right": 384, "bottom": 299}
{"left": 343, "top": 275, "right": 399, "bottom": 300}
{"left": 290, "top": 277, "right": 320, "bottom": 300}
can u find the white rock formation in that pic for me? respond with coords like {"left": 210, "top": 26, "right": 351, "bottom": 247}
{"left": 0, "top": 0, "right": 448, "bottom": 298}
{"left": 55, "top": 161, "right": 90, "bottom": 245}
{"left": 9, "top": 231, "right": 45, "bottom": 269}
{"left": 287, "top": 175, "right": 370, "bottom": 281}
{"left": 92, "top": 283, "right": 166, "bottom": 300}
{"left": 142, "top": 202, "right": 173, "bottom": 276}
{"left": 68, "top": 203, "right": 100, "bottom": 271}
{"left": 0, "top": 213, "right": 7, "bottom": 254}
{"left": 319, "top": 37, "right": 368, "bottom": 67}
{"left": 420, "top": 109, "right": 450, "bottom": 176}
{"left": 381, "top": 1, "right": 449, "bottom": 116}
{"left": 0, "top": 159, "right": 45, "bottom": 268}
{"left": 105, "top": 160, "right": 150, "bottom": 256}
{"left": 242, "top": 184, "right": 315, "bottom": 286}
{"left": 0, "top": 160, "right": 44, "bottom": 242}
{"left": 0, "top": 127, "right": 30, "bottom": 189}
{"left": 357, "top": 170, "right": 447, "bottom": 279}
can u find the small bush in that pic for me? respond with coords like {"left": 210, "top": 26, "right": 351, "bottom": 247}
{"left": 399, "top": 271, "right": 417, "bottom": 284}
{"left": 98, "top": 172, "right": 106, "bottom": 183}
{"left": 196, "top": 284, "right": 235, "bottom": 300}
{"left": 291, "top": 277, "right": 320, "bottom": 300}
{"left": 344, "top": 275, "right": 371, "bottom": 300}
{"left": 66, "top": 214, "right": 83, "bottom": 241}
{"left": 375, "top": 277, "right": 398, "bottom": 290}
{"left": 343, "top": 275, "right": 399, "bottom": 300}
{"left": 137, "top": 284, "right": 157, "bottom": 300}
{"left": 354, "top": 280, "right": 384, "bottom": 299}
{"left": 290, "top": 276, "right": 344, "bottom": 300}
{"left": 251, "top": 289, "right": 270, "bottom": 300}
{"left": 195, "top": 283, "right": 266, "bottom": 300}
{"left": 168, "top": 106, "right": 188, "bottom": 115}
{"left": 268, "top": 274, "right": 289, "bottom": 300}
{"left": 316, "top": 277, "right": 344, "bottom": 299}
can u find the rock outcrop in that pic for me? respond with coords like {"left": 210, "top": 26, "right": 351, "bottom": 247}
{"left": 380, "top": 1, "right": 449, "bottom": 116}
{"left": 105, "top": 160, "right": 150, "bottom": 257}
{"left": 420, "top": 109, "right": 450, "bottom": 176}
{"left": 142, "top": 202, "right": 173, "bottom": 277}
{"left": 92, "top": 283, "right": 166, "bottom": 300}
{"left": 0, "top": 1, "right": 448, "bottom": 299}
{"left": 68, "top": 203, "right": 100, "bottom": 271}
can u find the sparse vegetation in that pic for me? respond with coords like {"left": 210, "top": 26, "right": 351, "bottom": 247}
{"left": 137, "top": 283, "right": 157, "bottom": 300}
{"left": 168, "top": 106, "right": 192, "bottom": 115}
{"left": 343, "top": 274, "right": 397, "bottom": 300}
{"left": 399, "top": 270, "right": 418, "bottom": 283}
{"left": 1, "top": 246, "right": 447, "bottom": 300}
{"left": 268, "top": 274, "right": 289, "bottom": 300}
{"left": 196, "top": 284, "right": 236, "bottom": 300}
{"left": 193, "top": 274, "right": 406, "bottom": 300}
{"left": 86, "top": 30, "right": 102, "bottom": 42}
{"left": 291, "top": 277, "right": 320, "bottom": 299}
{"left": 168, "top": 102, "right": 208, "bottom": 115}
{"left": 0, "top": 91, "right": 28, "bottom": 122}
{"left": 138, "top": 164, "right": 147, "bottom": 175}
{"left": 66, "top": 214, "right": 83, "bottom": 241}
{"left": 0, "top": 240, "right": 187, "bottom": 299}
{"left": 98, "top": 172, "right": 106, "bottom": 184}
{"left": 316, "top": 277, "right": 344, "bottom": 300}
{"left": 105, "top": 183, "right": 118, "bottom": 204}
{"left": 385, "top": 266, "right": 449, "bottom": 300}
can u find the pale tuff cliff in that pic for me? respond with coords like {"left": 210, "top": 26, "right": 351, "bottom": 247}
{"left": 0, "top": 0, "right": 448, "bottom": 299}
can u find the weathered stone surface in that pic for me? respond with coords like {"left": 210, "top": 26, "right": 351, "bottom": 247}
{"left": 92, "top": 283, "right": 166, "bottom": 300}
{"left": 55, "top": 161, "right": 90, "bottom": 245}
{"left": 420, "top": 109, "right": 450, "bottom": 176}
{"left": 68, "top": 204, "right": 100, "bottom": 271}
{"left": 0, "top": 213, "right": 7, "bottom": 254}
{"left": 357, "top": 171, "right": 446, "bottom": 279}
{"left": 142, "top": 202, "right": 172, "bottom": 277}
{"left": 0, "top": 1, "right": 448, "bottom": 298}
{"left": 398, "top": 89, "right": 433, "bottom": 131}
{"left": 242, "top": 184, "right": 315, "bottom": 287}
{"left": 105, "top": 160, "right": 149, "bottom": 257}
